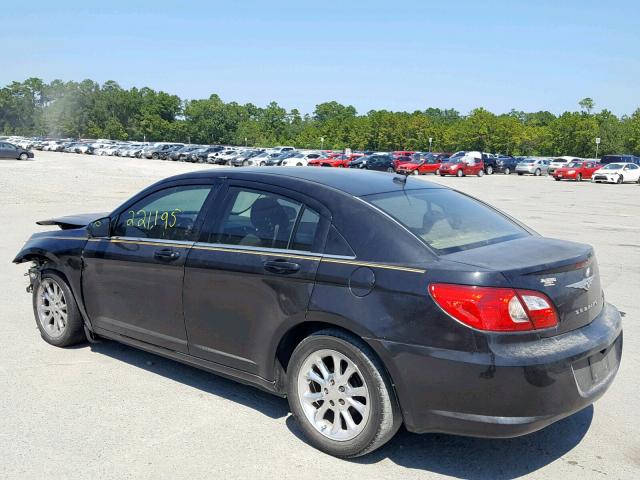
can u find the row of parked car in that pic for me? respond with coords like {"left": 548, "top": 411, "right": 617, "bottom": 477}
{"left": 5, "top": 136, "right": 640, "bottom": 184}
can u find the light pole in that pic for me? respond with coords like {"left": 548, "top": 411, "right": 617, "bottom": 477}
{"left": 245, "top": 137, "right": 248, "bottom": 147}
{"left": 428, "top": 137, "right": 433, "bottom": 153}
{"left": 320, "top": 136, "right": 324, "bottom": 150}
{"left": 595, "top": 137, "right": 600, "bottom": 159}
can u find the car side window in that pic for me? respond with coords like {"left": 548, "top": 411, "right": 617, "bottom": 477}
{"left": 213, "top": 188, "right": 301, "bottom": 249}
{"left": 113, "top": 185, "right": 212, "bottom": 241}
{"left": 291, "top": 208, "right": 320, "bottom": 251}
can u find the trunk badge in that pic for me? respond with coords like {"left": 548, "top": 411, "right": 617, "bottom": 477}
{"left": 567, "top": 275, "right": 594, "bottom": 291}
{"left": 540, "top": 277, "right": 557, "bottom": 287}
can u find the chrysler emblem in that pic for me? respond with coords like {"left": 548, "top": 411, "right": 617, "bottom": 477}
{"left": 567, "top": 275, "right": 594, "bottom": 292}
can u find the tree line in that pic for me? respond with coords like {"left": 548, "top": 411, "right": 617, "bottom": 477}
{"left": 1, "top": 78, "right": 639, "bottom": 157}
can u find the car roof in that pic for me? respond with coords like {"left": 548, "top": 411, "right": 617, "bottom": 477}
{"left": 164, "top": 167, "right": 446, "bottom": 196}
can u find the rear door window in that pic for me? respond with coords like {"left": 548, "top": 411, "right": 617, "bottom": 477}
{"left": 211, "top": 187, "right": 321, "bottom": 251}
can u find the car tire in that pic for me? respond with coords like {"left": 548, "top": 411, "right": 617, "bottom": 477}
{"left": 456, "top": 169, "right": 463, "bottom": 177}
{"left": 286, "top": 329, "right": 401, "bottom": 458}
{"left": 386, "top": 167, "right": 395, "bottom": 173}
{"left": 534, "top": 168, "right": 541, "bottom": 176}
{"left": 616, "top": 175, "right": 623, "bottom": 184}
{"left": 486, "top": 165, "right": 493, "bottom": 175}
{"left": 32, "top": 271, "right": 86, "bottom": 348}
{"left": 19, "top": 152, "right": 28, "bottom": 161}
{"left": 577, "top": 173, "right": 582, "bottom": 182}
{"left": 439, "top": 172, "right": 445, "bottom": 176}
{"left": 297, "top": 163, "right": 303, "bottom": 167}
{"left": 518, "top": 172, "right": 524, "bottom": 176}
{"left": 243, "top": 160, "right": 249, "bottom": 166}
{"left": 477, "top": 169, "right": 484, "bottom": 177}
{"left": 503, "top": 167, "right": 510, "bottom": 175}
{"left": 412, "top": 170, "right": 419, "bottom": 175}
{"left": 260, "top": 161, "right": 266, "bottom": 166}
{"left": 151, "top": 153, "right": 158, "bottom": 159}
{"left": 555, "top": 177, "right": 561, "bottom": 181}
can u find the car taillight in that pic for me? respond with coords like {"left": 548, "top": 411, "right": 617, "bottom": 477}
{"left": 428, "top": 283, "right": 558, "bottom": 332}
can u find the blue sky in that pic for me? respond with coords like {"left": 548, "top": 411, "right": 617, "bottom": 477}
{"left": 2, "top": 1, "right": 638, "bottom": 115}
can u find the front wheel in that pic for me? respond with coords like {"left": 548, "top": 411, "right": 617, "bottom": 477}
{"left": 412, "top": 169, "right": 419, "bottom": 175}
{"left": 19, "top": 152, "right": 29, "bottom": 161}
{"left": 616, "top": 175, "right": 623, "bottom": 184}
{"left": 486, "top": 165, "right": 493, "bottom": 175}
{"left": 287, "top": 330, "right": 401, "bottom": 458}
{"left": 477, "top": 169, "right": 484, "bottom": 177}
{"left": 152, "top": 153, "right": 159, "bottom": 159}
{"left": 534, "top": 168, "right": 541, "bottom": 176}
{"left": 577, "top": 173, "right": 582, "bottom": 182}
{"left": 456, "top": 169, "right": 464, "bottom": 177}
{"left": 503, "top": 167, "right": 510, "bottom": 175}
{"left": 32, "top": 271, "right": 86, "bottom": 347}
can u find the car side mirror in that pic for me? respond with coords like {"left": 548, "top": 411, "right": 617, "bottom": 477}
{"left": 87, "top": 217, "right": 111, "bottom": 238}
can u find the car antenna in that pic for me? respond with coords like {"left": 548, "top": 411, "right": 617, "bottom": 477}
{"left": 393, "top": 171, "right": 410, "bottom": 186}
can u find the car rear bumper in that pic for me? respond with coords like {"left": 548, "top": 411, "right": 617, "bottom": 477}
{"left": 368, "top": 302, "right": 622, "bottom": 437}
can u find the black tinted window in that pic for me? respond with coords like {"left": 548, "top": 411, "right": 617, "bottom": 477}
{"left": 113, "top": 186, "right": 211, "bottom": 241}
{"left": 325, "top": 226, "right": 355, "bottom": 257}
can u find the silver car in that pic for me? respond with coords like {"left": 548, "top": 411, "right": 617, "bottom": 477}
{"left": 516, "top": 158, "right": 550, "bottom": 176}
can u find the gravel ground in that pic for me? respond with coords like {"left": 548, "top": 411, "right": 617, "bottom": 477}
{"left": 1, "top": 151, "right": 638, "bottom": 480}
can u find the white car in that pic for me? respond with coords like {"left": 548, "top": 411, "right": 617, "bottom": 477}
{"left": 280, "top": 151, "right": 324, "bottom": 166}
{"left": 270, "top": 146, "right": 296, "bottom": 154}
{"left": 591, "top": 162, "right": 640, "bottom": 184}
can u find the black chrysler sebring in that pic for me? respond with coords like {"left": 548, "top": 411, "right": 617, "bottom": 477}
{"left": 14, "top": 167, "right": 622, "bottom": 457}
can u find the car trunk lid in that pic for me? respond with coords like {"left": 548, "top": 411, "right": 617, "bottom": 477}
{"left": 443, "top": 236, "right": 603, "bottom": 336}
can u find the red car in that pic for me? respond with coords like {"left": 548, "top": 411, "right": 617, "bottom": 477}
{"left": 553, "top": 161, "right": 601, "bottom": 181}
{"left": 392, "top": 155, "right": 414, "bottom": 170}
{"left": 439, "top": 153, "right": 485, "bottom": 177}
{"left": 308, "top": 153, "right": 363, "bottom": 168}
{"left": 396, "top": 153, "right": 451, "bottom": 175}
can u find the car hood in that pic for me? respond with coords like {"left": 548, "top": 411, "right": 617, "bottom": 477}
{"left": 594, "top": 169, "right": 621, "bottom": 175}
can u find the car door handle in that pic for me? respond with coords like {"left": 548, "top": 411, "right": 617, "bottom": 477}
{"left": 154, "top": 248, "right": 180, "bottom": 261}
{"left": 263, "top": 259, "right": 300, "bottom": 274}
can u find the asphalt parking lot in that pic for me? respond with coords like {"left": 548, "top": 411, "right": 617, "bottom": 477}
{"left": 1, "top": 151, "right": 638, "bottom": 480}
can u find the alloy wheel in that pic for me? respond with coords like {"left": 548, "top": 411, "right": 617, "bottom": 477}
{"left": 297, "top": 349, "right": 371, "bottom": 441}
{"left": 36, "top": 279, "right": 68, "bottom": 339}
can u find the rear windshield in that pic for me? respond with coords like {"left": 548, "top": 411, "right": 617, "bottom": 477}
{"left": 365, "top": 189, "right": 528, "bottom": 255}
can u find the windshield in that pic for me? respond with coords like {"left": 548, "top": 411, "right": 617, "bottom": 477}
{"left": 602, "top": 163, "right": 623, "bottom": 170}
{"left": 365, "top": 189, "right": 528, "bottom": 255}
{"left": 567, "top": 162, "right": 582, "bottom": 168}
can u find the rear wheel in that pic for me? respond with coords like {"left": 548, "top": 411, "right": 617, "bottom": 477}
{"left": 287, "top": 329, "right": 401, "bottom": 458}
{"left": 32, "top": 272, "right": 85, "bottom": 347}
{"left": 19, "top": 152, "right": 29, "bottom": 161}
{"left": 616, "top": 174, "right": 623, "bottom": 184}
{"left": 554, "top": 177, "right": 561, "bottom": 181}
{"left": 534, "top": 168, "right": 541, "bottom": 176}
{"left": 486, "top": 165, "right": 493, "bottom": 175}
{"left": 503, "top": 167, "right": 510, "bottom": 175}
{"left": 477, "top": 169, "right": 484, "bottom": 177}
{"left": 456, "top": 169, "right": 463, "bottom": 177}
{"left": 518, "top": 172, "right": 524, "bottom": 176}
{"left": 577, "top": 173, "right": 583, "bottom": 182}
{"left": 152, "top": 153, "right": 158, "bottom": 159}
{"left": 412, "top": 170, "right": 419, "bottom": 175}
{"left": 386, "top": 167, "right": 394, "bottom": 173}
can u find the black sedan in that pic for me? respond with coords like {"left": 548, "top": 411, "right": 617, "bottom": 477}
{"left": 0, "top": 141, "right": 34, "bottom": 160}
{"left": 350, "top": 153, "right": 395, "bottom": 172}
{"left": 14, "top": 168, "right": 622, "bottom": 458}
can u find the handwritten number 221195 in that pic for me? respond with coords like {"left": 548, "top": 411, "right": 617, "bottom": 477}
{"left": 126, "top": 209, "right": 182, "bottom": 230}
